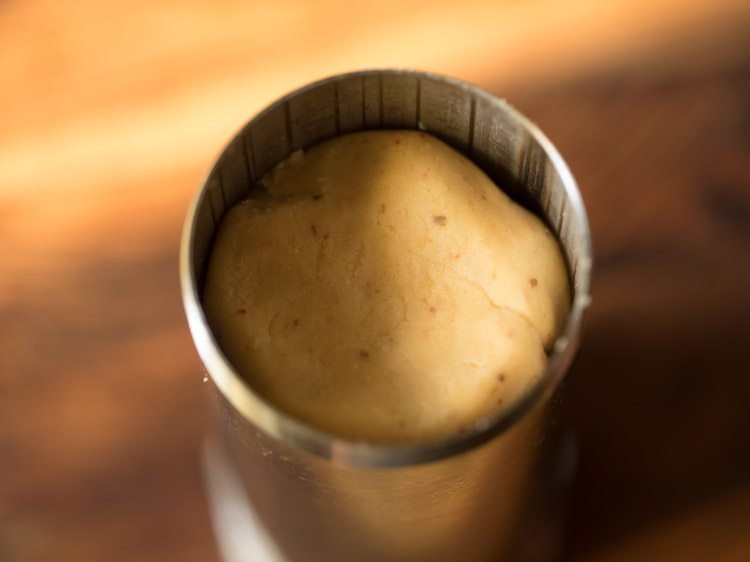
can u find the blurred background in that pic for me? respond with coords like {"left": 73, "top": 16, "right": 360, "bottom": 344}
{"left": 1, "top": 0, "right": 749, "bottom": 560}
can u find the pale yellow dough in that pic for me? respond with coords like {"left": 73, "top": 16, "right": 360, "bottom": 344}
{"left": 203, "top": 130, "right": 570, "bottom": 443}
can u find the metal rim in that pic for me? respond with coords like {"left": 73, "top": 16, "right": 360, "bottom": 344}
{"left": 180, "top": 69, "right": 592, "bottom": 468}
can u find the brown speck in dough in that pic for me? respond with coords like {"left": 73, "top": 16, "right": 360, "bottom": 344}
{"left": 481, "top": 194, "right": 487, "bottom": 201}
{"left": 497, "top": 398, "right": 504, "bottom": 406}
{"left": 237, "top": 308, "right": 246, "bottom": 315}
{"left": 323, "top": 232, "right": 330, "bottom": 240}
{"left": 307, "top": 347, "right": 314, "bottom": 353}
{"left": 530, "top": 278, "right": 538, "bottom": 287}
{"left": 310, "top": 224, "right": 318, "bottom": 236}
{"left": 388, "top": 224, "right": 396, "bottom": 232}
{"left": 429, "top": 306, "right": 437, "bottom": 313}
{"left": 454, "top": 253, "right": 461, "bottom": 260}
{"left": 433, "top": 215, "right": 447, "bottom": 226}
{"left": 422, "top": 168, "right": 431, "bottom": 179}
{"left": 394, "top": 139, "right": 401, "bottom": 145}
{"left": 293, "top": 318, "right": 299, "bottom": 326}
{"left": 380, "top": 204, "right": 386, "bottom": 213}
{"left": 312, "top": 194, "right": 323, "bottom": 201}
{"left": 457, "top": 425, "right": 467, "bottom": 434}
{"left": 358, "top": 350, "right": 369, "bottom": 360}
{"left": 398, "top": 420, "right": 406, "bottom": 429}
{"left": 497, "top": 373, "right": 506, "bottom": 382}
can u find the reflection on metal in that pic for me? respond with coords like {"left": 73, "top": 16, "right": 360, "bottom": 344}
{"left": 202, "top": 437, "right": 287, "bottom": 562}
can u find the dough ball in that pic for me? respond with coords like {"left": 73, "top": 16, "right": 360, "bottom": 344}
{"left": 203, "top": 130, "right": 570, "bottom": 443}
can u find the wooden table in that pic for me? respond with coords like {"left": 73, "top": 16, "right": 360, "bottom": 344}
{"left": 2, "top": 1, "right": 749, "bottom": 560}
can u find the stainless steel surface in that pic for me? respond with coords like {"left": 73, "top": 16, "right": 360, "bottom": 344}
{"left": 181, "top": 69, "right": 592, "bottom": 562}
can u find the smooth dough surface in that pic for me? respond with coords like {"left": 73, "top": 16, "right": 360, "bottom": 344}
{"left": 203, "top": 130, "right": 570, "bottom": 443}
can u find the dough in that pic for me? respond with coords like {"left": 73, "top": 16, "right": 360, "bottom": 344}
{"left": 203, "top": 130, "right": 570, "bottom": 443}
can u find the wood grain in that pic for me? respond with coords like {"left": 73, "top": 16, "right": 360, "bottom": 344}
{"left": 1, "top": 1, "right": 750, "bottom": 560}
